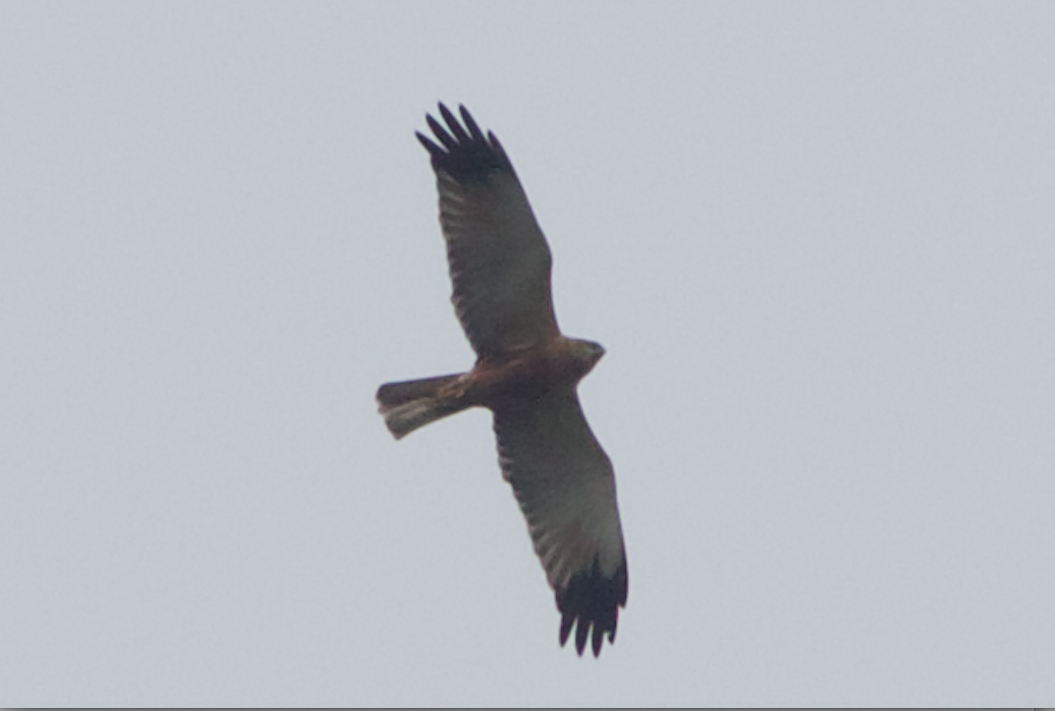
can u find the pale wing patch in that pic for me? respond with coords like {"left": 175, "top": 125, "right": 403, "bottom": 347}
{"left": 438, "top": 170, "right": 557, "bottom": 355}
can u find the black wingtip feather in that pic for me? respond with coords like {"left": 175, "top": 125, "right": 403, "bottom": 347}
{"left": 415, "top": 131, "right": 443, "bottom": 159}
{"left": 419, "top": 102, "right": 514, "bottom": 184}
{"left": 556, "top": 557, "right": 628, "bottom": 657}
{"left": 439, "top": 103, "right": 470, "bottom": 143}
{"left": 459, "top": 104, "right": 486, "bottom": 141}
{"left": 426, "top": 114, "right": 458, "bottom": 151}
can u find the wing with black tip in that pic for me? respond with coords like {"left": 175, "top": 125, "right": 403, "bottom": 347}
{"left": 492, "top": 388, "right": 628, "bottom": 657}
{"left": 417, "top": 104, "right": 561, "bottom": 358}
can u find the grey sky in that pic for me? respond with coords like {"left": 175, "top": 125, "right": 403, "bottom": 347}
{"left": 2, "top": 3, "right": 1053, "bottom": 706}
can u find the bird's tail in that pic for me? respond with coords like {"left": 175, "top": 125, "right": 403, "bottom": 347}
{"left": 376, "top": 373, "right": 471, "bottom": 439}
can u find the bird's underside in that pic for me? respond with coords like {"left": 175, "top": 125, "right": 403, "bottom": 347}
{"left": 376, "top": 103, "right": 628, "bottom": 657}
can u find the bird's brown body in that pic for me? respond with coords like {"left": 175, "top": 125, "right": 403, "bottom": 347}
{"left": 456, "top": 337, "right": 605, "bottom": 405}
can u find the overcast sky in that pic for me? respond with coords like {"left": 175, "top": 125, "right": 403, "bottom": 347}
{"left": 3, "top": 3, "right": 1054, "bottom": 706}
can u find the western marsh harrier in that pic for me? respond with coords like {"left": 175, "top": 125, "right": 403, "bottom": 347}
{"left": 376, "top": 104, "right": 627, "bottom": 657}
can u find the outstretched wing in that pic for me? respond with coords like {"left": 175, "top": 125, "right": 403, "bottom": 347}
{"left": 492, "top": 388, "right": 628, "bottom": 657}
{"left": 417, "top": 104, "right": 560, "bottom": 359}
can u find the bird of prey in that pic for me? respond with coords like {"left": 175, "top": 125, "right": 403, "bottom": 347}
{"left": 376, "top": 104, "right": 628, "bottom": 657}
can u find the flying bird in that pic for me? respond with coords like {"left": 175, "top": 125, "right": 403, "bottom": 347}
{"left": 376, "top": 104, "right": 627, "bottom": 657}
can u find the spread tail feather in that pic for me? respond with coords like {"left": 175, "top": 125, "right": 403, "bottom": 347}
{"left": 376, "top": 373, "right": 470, "bottom": 439}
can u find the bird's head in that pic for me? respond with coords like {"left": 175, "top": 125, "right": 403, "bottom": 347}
{"left": 569, "top": 338, "right": 606, "bottom": 378}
